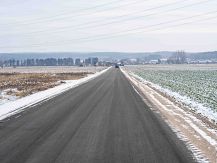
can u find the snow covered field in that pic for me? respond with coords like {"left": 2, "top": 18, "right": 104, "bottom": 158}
{"left": 0, "top": 67, "right": 110, "bottom": 120}
{"left": 124, "top": 64, "right": 217, "bottom": 123}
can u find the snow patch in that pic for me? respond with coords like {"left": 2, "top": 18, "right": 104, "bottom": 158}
{"left": 0, "top": 89, "right": 19, "bottom": 105}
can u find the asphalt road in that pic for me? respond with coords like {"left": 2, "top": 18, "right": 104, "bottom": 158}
{"left": 0, "top": 68, "right": 195, "bottom": 163}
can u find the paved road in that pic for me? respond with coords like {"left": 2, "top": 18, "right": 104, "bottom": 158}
{"left": 0, "top": 68, "right": 195, "bottom": 163}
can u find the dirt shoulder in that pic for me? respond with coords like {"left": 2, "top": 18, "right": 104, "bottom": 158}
{"left": 122, "top": 68, "right": 217, "bottom": 163}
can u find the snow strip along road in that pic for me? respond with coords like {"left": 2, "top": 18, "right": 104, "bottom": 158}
{"left": 0, "top": 68, "right": 195, "bottom": 163}
{"left": 0, "top": 67, "right": 110, "bottom": 121}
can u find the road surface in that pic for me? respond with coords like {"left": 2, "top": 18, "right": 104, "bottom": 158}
{"left": 0, "top": 68, "right": 195, "bottom": 163}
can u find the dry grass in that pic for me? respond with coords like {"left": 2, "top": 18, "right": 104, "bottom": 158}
{"left": 0, "top": 72, "right": 90, "bottom": 97}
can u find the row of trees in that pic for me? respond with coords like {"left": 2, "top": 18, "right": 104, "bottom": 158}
{"left": 0, "top": 57, "right": 99, "bottom": 67}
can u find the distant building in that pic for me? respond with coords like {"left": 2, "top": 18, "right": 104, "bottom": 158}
{"left": 158, "top": 58, "right": 167, "bottom": 64}
{"left": 149, "top": 60, "right": 158, "bottom": 64}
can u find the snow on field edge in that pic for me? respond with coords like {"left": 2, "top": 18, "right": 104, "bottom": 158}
{"left": 0, "top": 67, "right": 111, "bottom": 120}
{"left": 129, "top": 72, "right": 217, "bottom": 123}
{"left": 121, "top": 68, "right": 217, "bottom": 163}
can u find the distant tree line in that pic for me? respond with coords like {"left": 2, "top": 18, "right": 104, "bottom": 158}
{"left": 0, "top": 57, "right": 99, "bottom": 67}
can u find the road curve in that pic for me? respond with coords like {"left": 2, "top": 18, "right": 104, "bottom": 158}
{"left": 0, "top": 68, "right": 195, "bottom": 163}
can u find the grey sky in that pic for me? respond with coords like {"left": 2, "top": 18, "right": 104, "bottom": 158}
{"left": 0, "top": 0, "right": 216, "bottom": 52}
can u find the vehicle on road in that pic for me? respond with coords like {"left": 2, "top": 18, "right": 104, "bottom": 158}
{"left": 115, "top": 63, "right": 119, "bottom": 68}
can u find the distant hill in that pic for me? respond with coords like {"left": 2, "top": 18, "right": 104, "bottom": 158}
{"left": 0, "top": 51, "right": 173, "bottom": 60}
{"left": 0, "top": 51, "right": 216, "bottom": 60}
{"left": 187, "top": 51, "right": 217, "bottom": 60}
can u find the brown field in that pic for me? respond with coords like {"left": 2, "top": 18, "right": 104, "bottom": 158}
{"left": 0, "top": 66, "right": 106, "bottom": 99}
{"left": 0, "top": 72, "right": 90, "bottom": 97}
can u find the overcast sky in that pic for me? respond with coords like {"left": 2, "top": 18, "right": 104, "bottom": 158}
{"left": 0, "top": 0, "right": 216, "bottom": 52}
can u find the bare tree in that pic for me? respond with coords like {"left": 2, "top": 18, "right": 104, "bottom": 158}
{"left": 167, "top": 51, "right": 186, "bottom": 64}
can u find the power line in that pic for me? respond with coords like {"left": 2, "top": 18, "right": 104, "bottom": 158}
{"left": 73, "top": 0, "right": 212, "bottom": 30}
{"left": 0, "top": 0, "right": 144, "bottom": 27}
{"left": 74, "top": 15, "right": 217, "bottom": 43}
{"left": 44, "top": 10, "right": 217, "bottom": 44}
{"left": 0, "top": 0, "right": 28, "bottom": 7}
{"left": 15, "top": 0, "right": 211, "bottom": 36}
{"left": 0, "top": 0, "right": 190, "bottom": 28}
{"left": 0, "top": 11, "right": 216, "bottom": 49}
{"left": 2, "top": 0, "right": 205, "bottom": 37}
{"left": 2, "top": 0, "right": 121, "bottom": 22}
